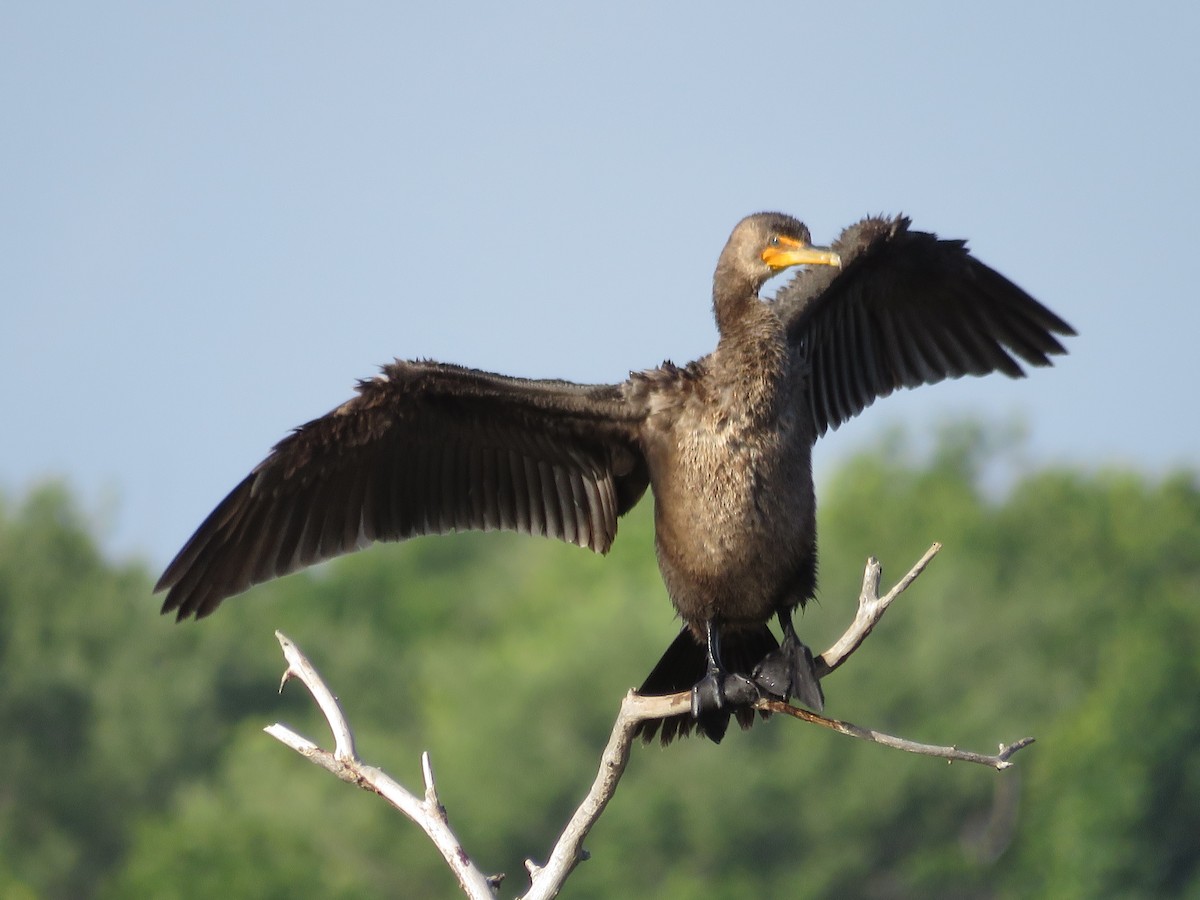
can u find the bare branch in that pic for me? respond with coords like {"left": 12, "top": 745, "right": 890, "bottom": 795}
{"left": 757, "top": 701, "right": 1035, "bottom": 770}
{"left": 522, "top": 692, "right": 689, "bottom": 899}
{"left": 273, "top": 631, "right": 356, "bottom": 760}
{"left": 816, "top": 542, "right": 942, "bottom": 678}
{"left": 265, "top": 633, "right": 499, "bottom": 900}
{"left": 262, "top": 546, "right": 1032, "bottom": 899}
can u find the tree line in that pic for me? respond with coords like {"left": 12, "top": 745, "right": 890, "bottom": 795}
{"left": 1, "top": 423, "right": 1196, "bottom": 898}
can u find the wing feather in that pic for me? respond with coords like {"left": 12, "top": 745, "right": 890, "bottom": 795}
{"left": 776, "top": 216, "right": 1075, "bottom": 435}
{"left": 157, "top": 361, "right": 649, "bottom": 619}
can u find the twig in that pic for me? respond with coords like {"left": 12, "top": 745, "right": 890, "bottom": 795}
{"left": 757, "top": 700, "right": 1035, "bottom": 770}
{"left": 264, "top": 632, "right": 500, "bottom": 900}
{"left": 815, "top": 542, "right": 942, "bottom": 677}
{"left": 271, "top": 631, "right": 356, "bottom": 760}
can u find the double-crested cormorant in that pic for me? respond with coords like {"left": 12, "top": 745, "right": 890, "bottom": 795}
{"left": 157, "top": 212, "right": 1073, "bottom": 743}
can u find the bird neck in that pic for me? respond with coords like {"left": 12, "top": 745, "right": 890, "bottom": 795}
{"left": 711, "top": 265, "right": 765, "bottom": 338}
{"left": 711, "top": 270, "right": 787, "bottom": 417}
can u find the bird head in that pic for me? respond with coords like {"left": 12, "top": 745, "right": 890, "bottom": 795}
{"left": 721, "top": 212, "right": 842, "bottom": 292}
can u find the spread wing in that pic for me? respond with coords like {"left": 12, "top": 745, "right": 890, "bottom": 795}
{"left": 775, "top": 215, "right": 1075, "bottom": 436}
{"left": 157, "top": 360, "right": 650, "bottom": 620}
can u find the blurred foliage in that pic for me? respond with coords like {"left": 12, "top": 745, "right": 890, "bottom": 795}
{"left": 1, "top": 423, "right": 1198, "bottom": 898}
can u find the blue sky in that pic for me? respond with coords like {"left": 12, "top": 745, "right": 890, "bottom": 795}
{"left": 3, "top": 3, "right": 1197, "bottom": 568}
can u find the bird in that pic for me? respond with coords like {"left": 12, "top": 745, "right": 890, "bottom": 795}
{"left": 156, "top": 212, "right": 1074, "bottom": 744}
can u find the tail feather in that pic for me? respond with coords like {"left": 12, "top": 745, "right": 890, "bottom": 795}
{"left": 634, "top": 626, "right": 778, "bottom": 745}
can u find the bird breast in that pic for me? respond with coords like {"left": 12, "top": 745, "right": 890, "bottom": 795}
{"left": 646, "top": 394, "right": 816, "bottom": 626}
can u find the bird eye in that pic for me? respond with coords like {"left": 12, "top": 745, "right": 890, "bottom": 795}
{"left": 769, "top": 235, "right": 780, "bottom": 246}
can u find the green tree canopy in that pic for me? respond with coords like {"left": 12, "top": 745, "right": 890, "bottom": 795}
{"left": 1, "top": 425, "right": 1197, "bottom": 898}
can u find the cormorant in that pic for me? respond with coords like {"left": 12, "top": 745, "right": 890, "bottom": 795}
{"left": 157, "top": 212, "right": 1073, "bottom": 743}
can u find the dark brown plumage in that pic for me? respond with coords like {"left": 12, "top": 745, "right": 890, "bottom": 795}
{"left": 157, "top": 212, "right": 1074, "bottom": 743}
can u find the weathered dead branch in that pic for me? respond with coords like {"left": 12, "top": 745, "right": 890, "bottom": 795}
{"left": 265, "top": 544, "right": 1032, "bottom": 898}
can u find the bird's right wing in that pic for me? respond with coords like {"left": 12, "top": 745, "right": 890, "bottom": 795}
{"left": 156, "top": 360, "right": 650, "bottom": 620}
{"left": 775, "top": 215, "right": 1075, "bottom": 436}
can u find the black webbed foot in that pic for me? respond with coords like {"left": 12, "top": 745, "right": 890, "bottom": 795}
{"left": 690, "top": 669, "right": 760, "bottom": 718}
{"left": 688, "top": 669, "right": 759, "bottom": 744}
{"left": 752, "top": 612, "right": 825, "bottom": 711}
{"left": 685, "top": 620, "right": 765, "bottom": 742}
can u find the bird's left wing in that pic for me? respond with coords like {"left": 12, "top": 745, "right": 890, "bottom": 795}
{"left": 775, "top": 215, "right": 1075, "bottom": 436}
